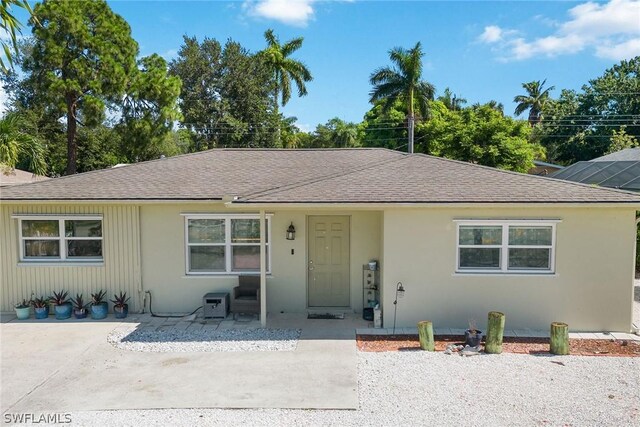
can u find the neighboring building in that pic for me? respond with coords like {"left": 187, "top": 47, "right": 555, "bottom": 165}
{"left": 550, "top": 148, "right": 640, "bottom": 192}
{"left": 1, "top": 148, "right": 639, "bottom": 331}
{"left": 528, "top": 160, "right": 565, "bottom": 176}
{"left": 0, "top": 169, "right": 49, "bottom": 187}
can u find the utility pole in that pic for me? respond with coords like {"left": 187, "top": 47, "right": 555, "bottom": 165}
{"left": 408, "top": 114, "right": 414, "bottom": 154}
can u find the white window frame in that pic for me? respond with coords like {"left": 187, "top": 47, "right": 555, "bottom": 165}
{"left": 183, "top": 214, "right": 272, "bottom": 275}
{"left": 14, "top": 215, "right": 104, "bottom": 263}
{"left": 454, "top": 219, "right": 559, "bottom": 275}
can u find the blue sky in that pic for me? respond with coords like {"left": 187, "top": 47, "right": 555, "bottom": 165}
{"left": 7, "top": 1, "right": 640, "bottom": 130}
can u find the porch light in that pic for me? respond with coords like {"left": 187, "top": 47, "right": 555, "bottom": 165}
{"left": 286, "top": 222, "right": 296, "bottom": 240}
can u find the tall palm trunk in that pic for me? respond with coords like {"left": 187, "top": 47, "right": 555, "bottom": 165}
{"left": 273, "top": 73, "right": 281, "bottom": 147}
{"left": 408, "top": 87, "right": 415, "bottom": 153}
{"left": 65, "top": 93, "right": 78, "bottom": 175}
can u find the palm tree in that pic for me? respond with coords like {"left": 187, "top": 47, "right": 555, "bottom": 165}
{"left": 438, "top": 87, "right": 467, "bottom": 111}
{"left": 0, "top": 113, "right": 47, "bottom": 175}
{"left": 260, "top": 29, "right": 312, "bottom": 115}
{"left": 369, "top": 42, "right": 435, "bottom": 153}
{"left": 0, "top": 0, "right": 35, "bottom": 71}
{"left": 514, "top": 79, "right": 555, "bottom": 126}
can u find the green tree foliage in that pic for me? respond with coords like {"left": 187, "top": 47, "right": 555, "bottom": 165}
{"left": 606, "top": 128, "right": 638, "bottom": 154}
{"left": 438, "top": 88, "right": 467, "bottom": 111}
{"left": 260, "top": 29, "right": 312, "bottom": 113}
{"left": 417, "top": 101, "right": 542, "bottom": 172}
{"left": 29, "top": 0, "right": 138, "bottom": 174}
{"left": 535, "top": 57, "right": 640, "bottom": 163}
{"left": 514, "top": 79, "right": 555, "bottom": 126}
{"left": 304, "top": 118, "right": 361, "bottom": 148}
{"left": 369, "top": 42, "right": 435, "bottom": 120}
{"left": 117, "top": 54, "right": 182, "bottom": 162}
{"left": 0, "top": 0, "right": 34, "bottom": 71}
{"left": 170, "top": 36, "right": 278, "bottom": 149}
{"left": 0, "top": 112, "right": 46, "bottom": 174}
{"left": 360, "top": 101, "right": 407, "bottom": 150}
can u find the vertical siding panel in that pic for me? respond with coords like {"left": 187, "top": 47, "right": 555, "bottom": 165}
{"left": 0, "top": 203, "right": 141, "bottom": 312}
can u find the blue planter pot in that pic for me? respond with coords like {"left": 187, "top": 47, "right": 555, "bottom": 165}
{"left": 54, "top": 303, "right": 72, "bottom": 320}
{"left": 114, "top": 304, "right": 128, "bottom": 319}
{"left": 15, "top": 307, "right": 30, "bottom": 320}
{"left": 91, "top": 302, "right": 108, "bottom": 319}
{"left": 34, "top": 306, "right": 49, "bottom": 319}
{"left": 74, "top": 309, "right": 88, "bottom": 319}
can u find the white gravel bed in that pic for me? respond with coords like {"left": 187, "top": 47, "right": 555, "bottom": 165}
{"left": 107, "top": 326, "right": 300, "bottom": 352}
{"left": 70, "top": 351, "right": 640, "bottom": 426}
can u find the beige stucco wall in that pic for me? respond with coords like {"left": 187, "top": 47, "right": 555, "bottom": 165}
{"left": 0, "top": 204, "right": 141, "bottom": 312}
{"left": 381, "top": 207, "right": 637, "bottom": 332}
{"left": 139, "top": 204, "right": 381, "bottom": 314}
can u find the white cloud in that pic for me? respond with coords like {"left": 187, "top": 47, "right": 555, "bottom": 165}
{"left": 479, "top": 0, "right": 640, "bottom": 61}
{"left": 244, "top": 0, "right": 315, "bottom": 27}
{"left": 478, "top": 26, "right": 503, "bottom": 43}
{"left": 595, "top": 37, "right": 640, "bottom": 60}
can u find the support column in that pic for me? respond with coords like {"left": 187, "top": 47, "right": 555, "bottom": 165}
{"left": 260, "top": 209, "right": 267, "bottom": 328}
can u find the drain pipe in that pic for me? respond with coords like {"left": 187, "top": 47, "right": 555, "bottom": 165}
{"left": 633, "top": 216, "right": 639, "bottom": 335}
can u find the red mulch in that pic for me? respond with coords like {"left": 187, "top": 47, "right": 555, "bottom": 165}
{"left": 356, "top": 335, "right": 640, "bottom": 357}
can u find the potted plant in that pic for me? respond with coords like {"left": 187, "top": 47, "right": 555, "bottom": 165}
{"left": 90, "top": 290, "right": 108, "bottom": 319}
{"left": 51, "top": 290, "right": 72, "bottom": 320}
{"left": 464, "top": 319, "right": 483, "bottom": 347}
{"left": 14, "top": 299, "right": 30, "bottom": 320}
{"left": 71, "top": 294, "right": 88, "bottom": 319}
{"left": 31, "top": 296, "right": 50, "bottom": 319}
{"left": 110, "top": 291, "right": 130, "bottom": 319}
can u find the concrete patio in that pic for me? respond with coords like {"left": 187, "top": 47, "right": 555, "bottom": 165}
{"left": 0, "top": 312, "right": 363, "bottom": 415}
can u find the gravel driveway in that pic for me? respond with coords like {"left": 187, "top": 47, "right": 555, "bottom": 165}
{"left": 70, "top": 351, "right": 640, "bottom": 426}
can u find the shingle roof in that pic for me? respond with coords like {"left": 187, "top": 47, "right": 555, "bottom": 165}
{"left": 0, "top": 169, "right": 49, "bottom": 187}
{"left": 592, "top": 148, "right": 640, "bottom": 162}
{"left": 0, "top": 149, "right": 403, "bottom": 201}
{"left": 1, "top": 148, "right": 639, "bottom": 204}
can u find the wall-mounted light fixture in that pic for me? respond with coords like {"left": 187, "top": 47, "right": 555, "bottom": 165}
{"left": 286, "top": 222, "right": 296, "bottom": 240}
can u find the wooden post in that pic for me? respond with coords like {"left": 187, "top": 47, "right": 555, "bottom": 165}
{"left": 550, "top": 322, "right": 569, "bottom": 355}
{"left": 417, "top": 321, "right": 435, "bottom": 351}
{"left": 485, "top": 311, "right": 505, "bottom": 354}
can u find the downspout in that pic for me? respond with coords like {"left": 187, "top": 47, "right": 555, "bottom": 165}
{"left": 633, "top": 216, "right": 639, "bottom": 334}
{"left": 137, "top": 205, "right": 145, "bottom": 313}
{"left": 260, "top": 209, "right": 267, "bottom": 327}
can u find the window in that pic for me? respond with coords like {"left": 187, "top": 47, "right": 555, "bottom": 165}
{"left": 185, "top": 215, "right": 271, "bottom": 274}
{"left": 17, "top": 216, "right": 103, "bottom": 262}
{"left": 456, "top": 220, "right": 557, "bottom": 274}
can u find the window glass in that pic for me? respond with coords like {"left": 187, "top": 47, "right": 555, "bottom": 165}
{"left": 65, "top": 220, "right": 102, "bottom": 237}
{"left": 459, "top": 226, "right": 502, "bottom": 245}
{"left": 189, "top": 246, "right": 225, "bottom": 272}
{"left": 509, "top": 226, "right": 552, "bottom": 246}
{"left": 188, "top": 219, "right": 225, "bottom": 243}
{"left": 459, "top": 248, "right": 500, "bottom": 269}
{"left": 67, "top": 240, "right": 103, "bottom": 258}
{"left": 231, "top": 219, "right": 261, "bottom": 243}
{"left": 24, "top": 241, "right": 61, "bottom": 258}
{"left": 22, "top": 220, "right": 59, "bottom": 237}
{"left": 508, "top": 248, "right": 551, "bottom": 269}
{"left": 232, "top": 246, "right": 266, "bottom": 270}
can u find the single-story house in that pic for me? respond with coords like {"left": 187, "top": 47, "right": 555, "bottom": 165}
{"left": 1, "top": 148, "right": 639, "bottom": 331}
{"left": 528, "top": 160, "right": 565, "bottom": 176}
{"left": 0, "top": 168, "right": 50, "bottom": 187}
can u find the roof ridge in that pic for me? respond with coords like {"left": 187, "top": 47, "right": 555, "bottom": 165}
{"left": 238, "top": 152, "right": 408, "bottom": 201}
{"left": 3, "top": 147, "right": 398, "bottom": 192}
{"left": 411, "top": 152, "right": 640, "bottom": 197}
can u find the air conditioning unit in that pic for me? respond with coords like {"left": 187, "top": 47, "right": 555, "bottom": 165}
{"left": 203, "top": 292, "right": 230, "bottom": 319}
